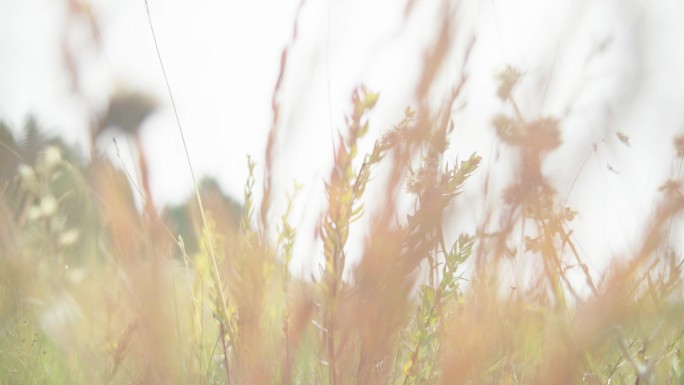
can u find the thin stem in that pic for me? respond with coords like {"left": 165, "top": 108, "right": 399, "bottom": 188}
{"left": 142, "top": 0, "right": 235, "bottom": 379}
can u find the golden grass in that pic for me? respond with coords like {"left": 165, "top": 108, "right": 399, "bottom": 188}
{"left": 2, "top": 2, "right": 684, "bottom": 385}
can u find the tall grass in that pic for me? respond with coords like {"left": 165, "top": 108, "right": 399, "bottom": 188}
{"left": 2, "top": 2, "right": 684, "bottom": 385}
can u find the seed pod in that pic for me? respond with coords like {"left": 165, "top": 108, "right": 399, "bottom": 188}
{"left": 96, "top": 91, "right": 158, "bottom": 137}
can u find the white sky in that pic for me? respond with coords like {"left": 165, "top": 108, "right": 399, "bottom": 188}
{"left": 2, "top": 0, "right": 684, "bottom": 281}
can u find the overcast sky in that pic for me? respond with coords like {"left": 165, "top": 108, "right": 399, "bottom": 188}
{"left": 2, "top": 0, "right": 684, "bottom": 279}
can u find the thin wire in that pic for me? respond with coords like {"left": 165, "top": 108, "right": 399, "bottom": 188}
{"left": 662, "top": 157, "right": 684, "bottom": 256}
{"left": 142, "top": 2, "right": 234, "bottom": 368}
{"left": 540, "top": 41, "right": 559, "bottom": 113}
{"left": 142, "top": 0, "right": 209, "bottom": 226}
{"left": 489, "top": 0, "right": 508, "bottom": 63}
{"left": 326, "top": 0, "right": 336, "bottom": 159}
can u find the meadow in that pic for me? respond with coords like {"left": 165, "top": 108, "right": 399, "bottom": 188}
{"left": 2, "top": 1, "right": 684, "bottom": 385}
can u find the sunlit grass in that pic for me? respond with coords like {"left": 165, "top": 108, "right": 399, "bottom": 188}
{"left": 2, "top": 2, "right": 684, "bottom": 385}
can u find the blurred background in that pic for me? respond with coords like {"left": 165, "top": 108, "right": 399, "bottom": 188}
{"left": 2, "top": 0, "right": 684, "bottom": 278}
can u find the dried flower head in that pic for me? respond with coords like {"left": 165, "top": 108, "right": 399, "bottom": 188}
{"left": 496, "top": 66, "right": 521, "bottom": 101}
{"left": 674, "top": 134, "right": 684, "bottom": 158}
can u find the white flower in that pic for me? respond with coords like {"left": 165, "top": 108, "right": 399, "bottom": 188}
{"left": 18, "top": 164, "right": 35, "bottom": 180}
{"left": 58, "top": 229, "right": 80, "bottom": 247}
{"left": 17, "top": 164, "right": 39, "bottom": 191}
{"left": 28, "top": 205, "right": 43, "bottom": 221}
{"left": 40, "top": 195, "right": 58, "bottom": 217}
{"left": 43, "top": 146, "right": 62, "bottom": 169}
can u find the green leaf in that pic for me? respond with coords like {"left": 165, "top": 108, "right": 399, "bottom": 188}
{"left": 363, "top": 91, "right": 379, "bottom": 109}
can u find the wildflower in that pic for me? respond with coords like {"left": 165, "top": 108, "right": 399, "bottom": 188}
{"left": 40, "top": 195, "right": 58, "bottom": 217}
{"left": 43, "top": 146, "right": 62, "bottom": 169}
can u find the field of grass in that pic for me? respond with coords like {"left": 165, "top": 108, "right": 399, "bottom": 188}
{"left": 2, "top": 2, "right": 684, "bottom": 385}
